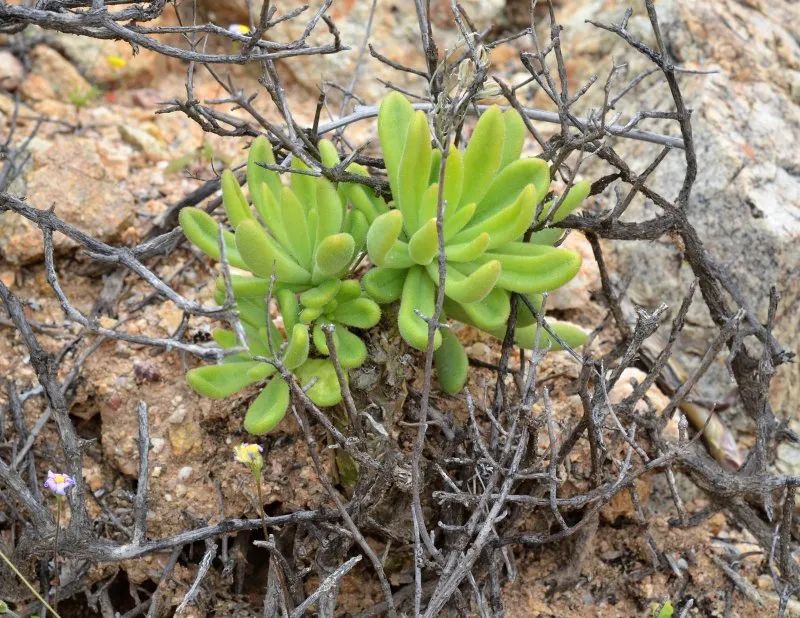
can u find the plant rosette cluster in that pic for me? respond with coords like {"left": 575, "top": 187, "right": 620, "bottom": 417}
{"left": 363, "top": 93, "right": 590, "bottom": 393}
{"left": 179, "top": 137, "right": 380, "bottom": 434}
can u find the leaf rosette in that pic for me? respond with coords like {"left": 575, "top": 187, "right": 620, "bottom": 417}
{"left": 364, "top": 93, "right": 590, "bottom": 393}
{"left": 179, "top": 137, "right": 381, "bottom": 434}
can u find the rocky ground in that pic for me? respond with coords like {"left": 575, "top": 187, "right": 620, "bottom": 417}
{"left": 0, "top": 0, "right": 798, "bottom": 615}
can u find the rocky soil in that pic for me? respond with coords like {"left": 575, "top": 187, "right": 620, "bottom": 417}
{"left": 0, "top": 0, "right": 798, "bottom": 615}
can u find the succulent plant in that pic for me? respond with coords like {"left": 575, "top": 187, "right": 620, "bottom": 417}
{"left": 179, "top": 136, "right": 381, "bottom": 434}
{"left": 363, "top": 93, "right": 590, "bottom": 393}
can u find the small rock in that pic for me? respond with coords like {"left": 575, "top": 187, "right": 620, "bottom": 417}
{"left": 177, "top": 466, "right": 193, "bottom": 481}
{"left": 119, "top": 124, "right": 168, "bottom": 162}
{"left": 151, "top": 437, "right": 166, "bottom": 455}
{"left": 0, "top": 50, "right": 24, "bottom": 91}
{"left": 152, "top": 466, "right": 163, "bottom": 478}
{"left": 168, "top": 422, "right": 202, "bottom": 457}
{"left": 757, "top": 574, "right": 774, "bottom": 591}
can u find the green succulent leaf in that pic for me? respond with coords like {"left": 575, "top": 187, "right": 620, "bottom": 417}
{"left": 508, "top": 319, "right": 588, "bottom": 351}
{"left": 397, "top": 111, "right": 432, "bottom": 235}
{"left": 446, "top": 232, "right": 490, "bottom": 262}
{"left": 296, "top": 359, "right": 343, "bottom": 407}
{"left": 212, "top": 328, "right": 237, "bottom": 349}
{"left": 378, "top": 92, "right": 415, "bottom": 197}
{"left": 178, "top": 207, "right": 246, "bottom": 269}
{"left": 300, "top": 279, "right": 341, "bottom": 309}
{"left": 312, "top": 323, "right": 367, "bottom": 368}
{"left": 381, "top": 240, "right": 415, "bottom": 269}
{"left": 461, "top": 106, "right": 504, "bottom": 206}
{"left": 434, "top": 328, "right": 468, "bottom": 394}
{"left": 443, "top": 147, "right": 464, "bottom": 216}
{"left": 443, "top": 202, "right": 477, "bottom": 240}
{"left": 247, "top": 136, "right": 282, "bottom": 205}
{"left": 433, "top": 260, "right": 501, "bottom": 305}
{"left": 539, "top": 179, "right": 590, "bottom": 224}
{"left": 344, "top": 184, "right": 381, "bottom": 223}
{"left": 529, "top": 228, "right": 564, "bottom": 246}
{"left": 299, "top": 306, "right": 324, "bottom": 324}
{"left": 332, "top": 297, "right": 381, "bottom": 329}
{"left": 243, "top": 376, "right": 289, "bottom": 435}
{"left": 235, "top": 219, "right": 312, "bottom": 285}
{"left": 316, "top": 177, "right": 344, "bottom": 240}
{"left": 279, "top": 186, "right": 313, "bottom": 268}
{"left": 336, "top": 279, "right": 363, "bottom": 303}
{"left": 475, "top": 159, "right": 549, "bottom": 222}
{"left": 399, "top": 266, "right": 442, "bottom": 350}
{"left": 289, "top": 158, "right": 317, "bottom": 212}
{"left": 444, "top": 287, "right": 511, "bottom": 332}
{"left": 314, "top": 233, "right": 355, "bottom": 280}
{"left": 363, "top": 267, "right": 406, "bottom": 303}
{"left": 276, "top": 288, "right": 299, "bottom": 332}
{"left": 214, "top": 274, "right": 271, "bottom": 299}
{"left": 367, "top": 210, "right": 404, "bottom": 267}
{"left": 500, "top": 109, "right": 527, "bottom": 169}
{"left": 345, "top": 209, "right": 369, "bottom": 254}
{"left": 477, "top": 243, "right": 582, "bottom": 294}
{"left": 187, "top": 361, "right": 274, "bottom": 399}
{"left": 318, "top": 138, "right": 341, "bottom": 167}
{"left": 221, "top": 169, "right": 252, "bottom": 227}
{"left": 282, "top": 323, "right": 310, "bottom": 369}
{"left": 408, "top": 217, "right": 439, "bottom": 265}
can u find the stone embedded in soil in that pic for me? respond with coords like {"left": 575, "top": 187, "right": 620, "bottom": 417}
{"left": 0, "top": 135, "right": 136, "bottom": 263}
{"left": 0, "top": 50, "right": 24, "bottom": 92}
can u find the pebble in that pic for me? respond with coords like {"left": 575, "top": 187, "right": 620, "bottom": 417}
{"left": 177, "top": 466, "right": 193, "bottom": 481}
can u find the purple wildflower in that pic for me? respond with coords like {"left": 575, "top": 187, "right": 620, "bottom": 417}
{"left": 44, "top": 470, "right": 75, "bottom": 496}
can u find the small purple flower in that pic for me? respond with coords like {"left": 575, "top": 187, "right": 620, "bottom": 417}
{"left": 44, "top": 470, "right": 75, "bottom": 496}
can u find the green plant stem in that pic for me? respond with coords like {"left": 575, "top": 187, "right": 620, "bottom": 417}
{"left": 253, "top": 471, "right": 268, "bottom": 541}
{"left": 53, "top": 495, "right": 62, "bottom": 600}
{"left": 0, "top": 547, "right": 61, "bottom": 618}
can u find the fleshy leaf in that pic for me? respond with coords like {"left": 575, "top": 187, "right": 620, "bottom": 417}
{"left": 221, "top": 169, "right": 252, "bottom": 227}
{"left": 434, "top": 260, "right": 501, "bottom": 305}
{"left": 474, "top": 159, "right": 549, "bottom": 222}
{"left": 509, "top": 319, "right": 588, "bottom": 351}
{"left": 235, "top": 219, "right": 311, "bottom": 284}
{"left": 378, "top": 92, "right": 415, "bottom": 197}
{"left": 178, "top": 207, "right": 246, "bottom": 269}
{"left": 397, "top": 111, "right": 432, "bottom": 235}
{"left": 332, "top": 297, "right": 381, "bottom": 329}
{"left": 363, "top": 267, "right": 406, "bottom": 303}
{"left": 300, "top": 279, "right": 341, "bottom": 309}
{"left": 243, "top": 376, "right": 289, "bottom": 435}
{"left": 539, "top": 179, "right": 590, "bottom": 224}
{"left": 314, "top": 233, "right": 355, "bottom": 280}
{"left": 434, "top": 328, "right": 468, "bottom": 394}
{"left": 279, "top": 187, "right": 312, "bottom": 268}
{"left": 282, "top": 323, "right": 310, "bottom": 369}
{"left": 398, "top": 266, "right": 442, "bottom": 350}
{"left": 366, "top": 210, "right": 404, "bottom": 267}
{"left": 408, "top": 217, "right": 439, "bottom": 265}
{"left": 296, "top": 359, "right": 343, "bottom": 407}
{"left": 500, "top": 109, "right": 527, "bottom": 169}
{"left": 187, "top": 362, "right": 274, "bottom": 399}
{"left": 247, "top": 136, "right": 282, "bottom": 205}
{"left": 460, "top": 106, "right": 504, "bottom": 207}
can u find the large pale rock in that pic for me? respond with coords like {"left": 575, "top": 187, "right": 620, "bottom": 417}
{"left": 554, "top": 0, "right": 799, "bottom": 411}
{"left": 19, "top": 45, "right": 93, "bottom": 103}
{"left": 0, "top": 136, "right": 135, "bottom": 263}
{"left": 52, "top": 33, "right": 165, "bottom": 88}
